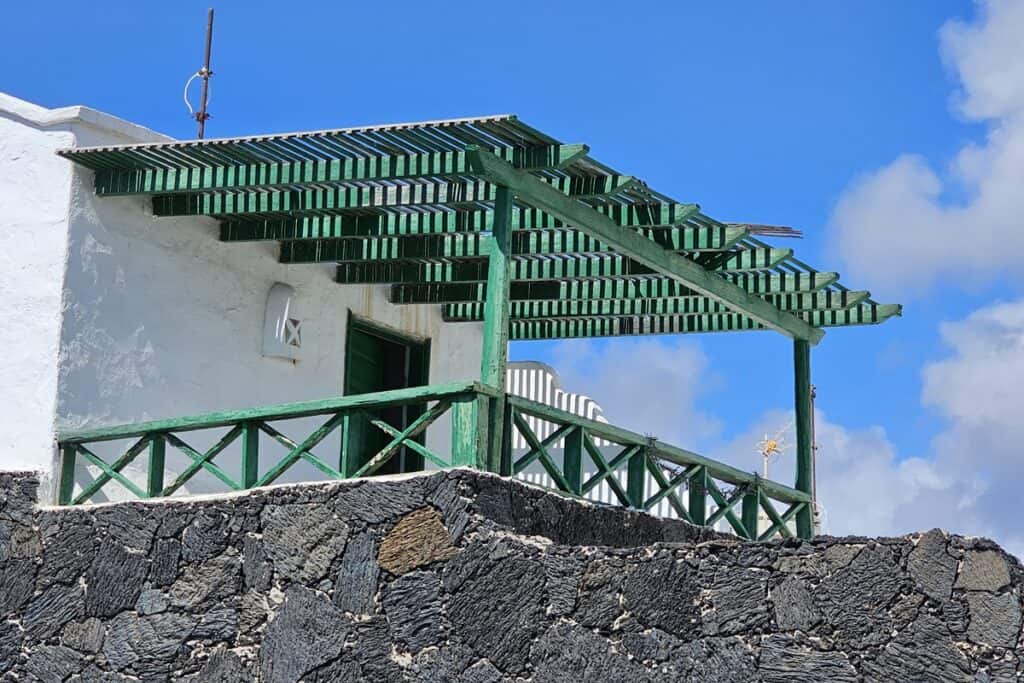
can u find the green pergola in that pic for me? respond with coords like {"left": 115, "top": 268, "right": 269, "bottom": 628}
{"left": 59, "top": 115, "right": 899, "bottom": 536}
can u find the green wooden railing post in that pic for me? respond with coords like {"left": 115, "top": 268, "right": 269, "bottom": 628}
{"left": 58, "top": 444, "right": 77, "bottom": 505}
{"left": 689, "top": 466, "right": 707, "bottom": 526}
{"left": 626, "top": 449, "right": 646, "bottom": 509}
{"left": 563, "top": 427, "right": 584, "bottom": 495}
{"left": 241, "top": 422, "right": 260, "bottom": 488}
{"left": 451, "top": 393, "right": 487, "bottom": 469}
{"left": 499, "top": 398, "right": 513, "bottom": 476}
{"left": 742, "top": 478, "right": 761, "bottom": 541}
{"left": 147, "top": 435, "right": 166, "bottom": 498}
{"left": 477, "top": 184, "right": 513, "bottom": 473}
{"left": 793, "top": 339, "right": 814, "bottom": 539}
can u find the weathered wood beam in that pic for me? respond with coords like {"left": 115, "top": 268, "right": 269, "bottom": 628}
{"left": 94, "top": 144, "right": 589, "bottom": 196}
{"left": 466, "top": 147, "right": 824, "bottom": 343}
{"left": 219, "top": 202, "right": 704, "bottom": 241}
{"left": 441, "top": 290, "right": 870, "bottom": 321}
{"left": 152, "top": 175, "right": 636, "bottom": 218}
{"left": 388, "top": 272, "right": 840, "bottom": 304}
{"left": 507, "top": 304, "right": 901, "bottom": 340}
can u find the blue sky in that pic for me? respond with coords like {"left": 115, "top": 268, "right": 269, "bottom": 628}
{"left": 6, "top": 1, "right": 1023, "bottom": 548}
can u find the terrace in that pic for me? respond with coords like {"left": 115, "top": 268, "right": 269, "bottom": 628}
{"left": 55, "top": 115, "right": 899, "bottom": 540}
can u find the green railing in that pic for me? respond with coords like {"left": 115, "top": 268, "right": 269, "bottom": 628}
{"left": 56, "top": 381, "right": 810, "bottom": 540}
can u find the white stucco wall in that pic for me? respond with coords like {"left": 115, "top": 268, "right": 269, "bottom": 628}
{"left": 0, "top": 96, "right": 77, "bottom": 482}
{"left": 0, "top": 93, "right": 484, "bottom": 500}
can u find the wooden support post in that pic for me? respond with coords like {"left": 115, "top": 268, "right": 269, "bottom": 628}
{"left": 563, "top": 427, "right": 584, "bottom": 495}
{"left": 477, "top": 185, "right": 513, "bottom": 473}
{"left": 58, "top": 444, "right": 77, "bottom": 505}
{"left": 241, "top": 422, "right": 260, "bottom": 488}
{"left": 147, "top": 435, "right": 166, "bottom": 498}
{"left": 689, "top": 466, "right": 707, "bottom": 525}
{"left": 626, "top": 449, "right": 646, "bottom": 509}
{"left": 742, "top": 479, "right": 761, "bottom": 541}
{"left": 793, "top": 339, "right": 814, "bottom": 539}
{"left": 451, "top": 394, "right": 487, "bottom": 469}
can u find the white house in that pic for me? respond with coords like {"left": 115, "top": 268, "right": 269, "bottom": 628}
{"left": 0, "top": 92, "right": 483, "bottom": 499}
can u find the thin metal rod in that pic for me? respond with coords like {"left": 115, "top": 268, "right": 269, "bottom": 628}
{"left": 196, "top": 8, "right": 215, "bottom": 138}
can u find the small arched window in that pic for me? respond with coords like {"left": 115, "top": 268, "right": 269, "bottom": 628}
{"left": 262, "top": 283, "right": 302, "bottom": 360}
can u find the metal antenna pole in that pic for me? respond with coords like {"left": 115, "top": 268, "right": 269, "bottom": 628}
{"left": 195, "top": 8, "right": 215, "bottom": 138}
{"left": 810, "top": 384, "right": 819, "bottom": 532}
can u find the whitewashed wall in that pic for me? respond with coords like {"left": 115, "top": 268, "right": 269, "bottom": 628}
{"left": 0, "top": 93, "right": 484, "bottom": 500}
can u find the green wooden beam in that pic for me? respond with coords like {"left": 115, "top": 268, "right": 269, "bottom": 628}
{"left": 219, "top": 202, "right": 705, "bottom": 241}
{"left": 465, "top": 147, "right": 824, "bottom": 344}
{"left": 507, "top": 304, "right": 901, "bottom": 340}
{"left": 279, "top": 233, "right": 771, "bottom": 264}
{"left": 389, "top": 272, "right": 840, "bottom": 304}
{"left": 441, "top": 290, "right": 870, "bottom": 321}
{"left": 152, "top": 174, "right": 637, "bottom": 218}
{"left": 94, "top": 144, "right": 590, "bottom": 196}
{"left": 332, "top": 248, "right": 791, "bottom": 283}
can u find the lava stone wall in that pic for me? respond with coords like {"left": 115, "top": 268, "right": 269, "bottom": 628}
{"left": 1, "top": 469, "right": 1022, "bottom": 681}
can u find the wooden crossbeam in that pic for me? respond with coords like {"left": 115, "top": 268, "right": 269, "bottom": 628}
{"left": 94, "top": 144, "right": 590, "bottom": 196}
{"left": 152, "top": 175, "right": 637, "bottom": 218}
{"left": 466, "top": 147, "right": 824, "bottom": 343}
{"left": 333, "top": 248, "right": 791, "bottom": 284}
{"left": 441, "top": 290, "right": 870, "bottom": 321}
{"left": 219, "top": 202, "right": 704, "bottom": 241}
{"left": 71, "top": 436, "right": 151, "bottom": 504}
{"left": 389, "top": 272, "right": 840, "bottom": 304}
{"left": 508, "top": 304, "right": 901, "bottom": 340}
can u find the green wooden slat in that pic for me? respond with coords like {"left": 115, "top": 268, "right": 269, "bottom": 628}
{"left": 687, "top": 466, "right": 707, "bottom": 525}
{"left": 241, "top": 422, "right": 260, "bottom": 488}
{"left": 390, "top": 273, "right": 841, "bottom": 304}
{"left": 450, "top": 394, "right": 487, "bottom": 468}
{"left": 742, "top": 482, "right": 761, "bottom": 541}
{"left": 442, "top": 290, "right": 870, "bottom": 321}
{"left": 152, "top": 174, "right": 636, "bottom": 218}
{"left": 758, "top": 499, "right": 802, "bottom": 541}
{"left": 350, "top": 400, "right": 453, "bottom": 478}
{"left": 508, "top": 304, "right": 902, "bottom": 340}
{"left": 72, "top": 436, "right": 151, "bottom": 505}
{"left": 162, "top": 425, "right": 244, "bottom": 496}
{"left": 334, "top": 249, "right": 796, "bottom": 285}
{"left": 257, "top": 421, "right": 347, "bottom": 480}
{"left": 255, "top": 412, "right": 347, "bottom": 487}
{"left": 164, "top": 432, "right": 243, "bottom": 492}
{"left": 510, "top": 419, "right": 576, "bottom": 474}
{"left": 642, "top": 459, "right": 693, "bottom": 522}
{"left": 76, "top": 445, "right": 149, "bottom": 501}
{"left": 704, "top": 477, "right": 749, "bottom": 537}
{"left": 220, "top": 202, "right": 704, "bottom": 241}
{"left": 370, "top": 419, "right": 450, "bottom": 469}
{"left": 94, "top": 144, "right": 590, "bottom": 196}
{"left": 563, "top": 426, "right": 584, "bottom": 496}
{"left": 467, "top": 147, "right": 824, "bottom": 343}
{"left": 580, "top": 436, "right": 635, "bottom": 506}
{"left": 274, "top": 225, "right": 747, "bottom": 262}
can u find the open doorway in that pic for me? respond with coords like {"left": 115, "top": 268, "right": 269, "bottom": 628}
{"left": 342, "top": 314, "right": 430, "bottom": 476}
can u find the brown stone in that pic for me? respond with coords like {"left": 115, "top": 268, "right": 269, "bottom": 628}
{"left": 377, "top": 507, "right": 457, "bottom": 576}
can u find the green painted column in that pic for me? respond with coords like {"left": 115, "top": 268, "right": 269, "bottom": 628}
{"left": 147, "top": 435, "right": 166, "bottom": 498}
{"left": 479, "top": 185, "right": 513, "bottom": 387}
{"left": 793, "top": 339, "right": 814, "bottom": 539}
{"left": 478, "top": 185, "right": 514, "bottom": 473}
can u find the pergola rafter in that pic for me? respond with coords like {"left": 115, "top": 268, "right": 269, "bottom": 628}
{"left": 59, "top": 114, "right": 902, "bottom": 539}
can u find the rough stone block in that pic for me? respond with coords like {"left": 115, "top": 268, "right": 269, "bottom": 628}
{"left": 332, "top": 529, "right": 378, "bottom": 613}
{"left": 772, "top": 576, "right": 821, "bottom": 631}
{"left": 259, "top": 585, "right": 351, "bottom": 682}
{"left": 908, "top": 529, "right": 958, "bottom": 601}
{"left": 957, "top": 551, "right": 1012, "bottom": 592}
{"left": 261, "top": 503, "right": 349, "bottom": 584}
{"left": 383, "top": 570, "right": 446, "bottom": 652}
{"left": 378, "top": 507, "right": 457, "bottom": 576}
{"left": 61, "top": 617, "right": 105, "bottom": 653}
{"left": 84, "top": 538, "right": 149, "bottom": 617}
{"left": 967, "top": 590, "right": 1022, "bottom": 648}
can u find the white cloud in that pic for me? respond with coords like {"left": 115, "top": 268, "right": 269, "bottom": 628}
{"left": 539, "top": 299, "right": 1024, "bottom": 557}
{"left": 544, "top": 338, "right": 722, "bottom": 447}
{"left": 829, "top": 0, "right": 1024, "bottom": 295}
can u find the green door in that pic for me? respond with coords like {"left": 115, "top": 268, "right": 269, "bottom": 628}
{"left": 342, "top": 318, "right": 429, "bottom": 476}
